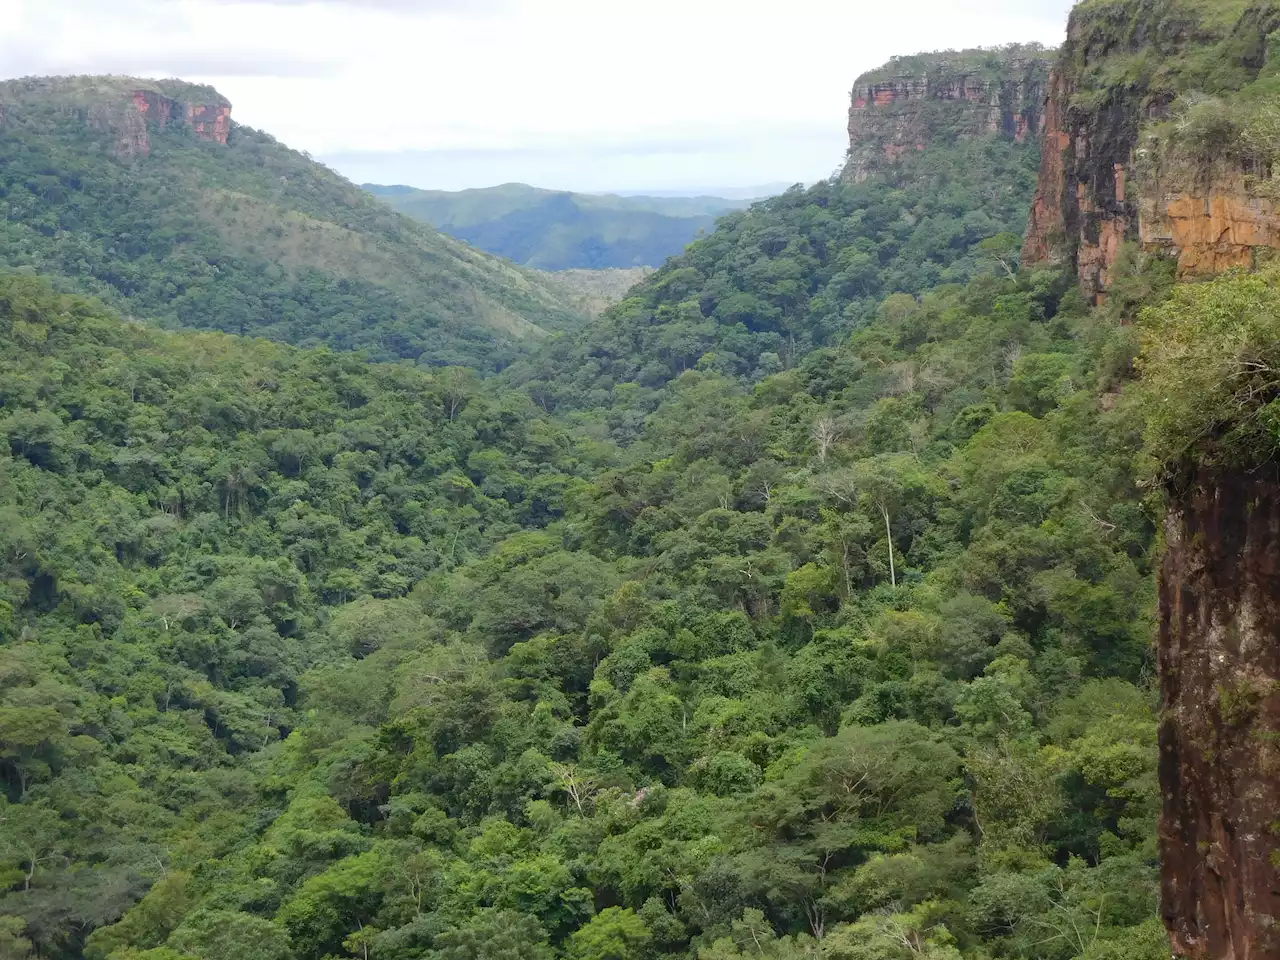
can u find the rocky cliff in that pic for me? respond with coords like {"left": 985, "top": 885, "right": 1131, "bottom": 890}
{"left": 842, "top": 46, "right": 1053, "bottom": 183}
{"left": 0, "top": 77, "right": 231, "bottom": 160}
{"left": 1022, "top": 0, "right": 1280, "bottom": 302}
{"left": 1159, "top": 465, "right": 1280, "bottom": 959}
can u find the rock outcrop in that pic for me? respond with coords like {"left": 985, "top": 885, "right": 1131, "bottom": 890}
{"left": 1022, "top": 0, "right": 1280, "bottom": 302}
{"left": 1159, "top": 465, "right": 1280, "bottom": 959}
{"left": 1138, "top": 158, "right": 1280, "bottom": 279}
{"left": 117, "top": 85, "right": 232, "bottom": 158}
{"left": 1024, "top": 3, "right": 1280, "bottom": 952}
{"left": 842, "top": 46, "right": 1053, "bottom": 183}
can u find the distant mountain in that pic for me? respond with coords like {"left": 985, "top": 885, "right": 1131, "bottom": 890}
{"left": 363, "top": 182, "right": 750, "bottom": 271}
{"left": 0, "top": 77, "right": 587, "bottom": 369}
{"left": 614, "top": 183, "right": 796, "bottom": 200}
{"left": 507, "top": 48, "right": 1050, "bottom": 411}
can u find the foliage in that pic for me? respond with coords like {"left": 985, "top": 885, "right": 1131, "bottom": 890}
{"left": 0, "top": 57, "right": 1172, "bottom": 960}
{"left": 856, "top": 44, "right": 1055, "bottom": 87}
{"left": 0, "top": 274, "right": 600, "bottom": 957}
{"left": 1136, "top": 268, "right": 1280, "bottom": 469}
{"left": 539, "top": 269, "right": 656, "bottom": 319}
{"left": 0, "top": 247, "right": 1168, "bottom": 959}
{"left": 507, "top": 135, "right": 1042, "bottom": 428}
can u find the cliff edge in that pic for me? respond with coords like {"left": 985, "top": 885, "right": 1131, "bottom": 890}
{"left": 1159, "top": 465, "right": 1280, "bottom": 959}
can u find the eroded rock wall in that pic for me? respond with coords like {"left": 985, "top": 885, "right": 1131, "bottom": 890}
{"left": 1022, "top": 0, "right": 1280, "bottom": 302}
{"left": 1138, "top": 160, "right": 1280, "bottom": 278}
{"left": 842, "top": 49, "right": 1052, "bottom": 183}
{"left": 0, "top": 78, "right": 232, "bottom": 161}
{"left": 1019, "top": 29, "right": 1152, "bottom": 302}
{"left": 1160, "top": 466, "right": 1280, "bottom": 959}
{"left": 119, "top": 88, "right": 232, "bottom": 158}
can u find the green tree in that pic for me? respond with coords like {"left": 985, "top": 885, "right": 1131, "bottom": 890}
{"left": 430, "top": 909, "right": 553, "bottom": 960}
{"left": 565, "top": 908, "right": 652, "bottom": 960}
{"left": 166, "top": 911, "right": 294, "bottom": 960}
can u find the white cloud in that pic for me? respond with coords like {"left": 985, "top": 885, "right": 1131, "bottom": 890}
{"left": 1, "top": 0, "right": 1075, "bottom": 191}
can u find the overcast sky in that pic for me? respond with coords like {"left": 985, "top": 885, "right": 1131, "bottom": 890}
{"left": 3, "top": 0, "right": 1076, "bottom": 194}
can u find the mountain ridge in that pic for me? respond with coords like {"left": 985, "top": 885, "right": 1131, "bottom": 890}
{"left": 0, "top": 75, "right": 588, "bottom": 369}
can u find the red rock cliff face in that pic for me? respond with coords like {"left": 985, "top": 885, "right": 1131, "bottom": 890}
{"left": 1022, "top": 2, "right": 1280, "bottom": 303}
{"left": 1159, "top": 466, "right": 1280, "bottom": 959}
{"left": 1019, "top": 46, "right": 1151, "bottom": 303}
{"left": 114, "top": 88, "right": 232, "bottom": 159}
{"left": 842, "top": 49, "right": 1052, "bottom": 183}
{"left": 1138, "top": 158, "right": 1280, "bottom": 280}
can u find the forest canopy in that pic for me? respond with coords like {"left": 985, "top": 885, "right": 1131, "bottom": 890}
{"left": 0, "top": 48, "right": 1175, "bottom": 960}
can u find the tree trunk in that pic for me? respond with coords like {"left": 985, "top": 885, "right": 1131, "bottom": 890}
{"left": 882, "top": 504, "right": 896, "bottom": 588}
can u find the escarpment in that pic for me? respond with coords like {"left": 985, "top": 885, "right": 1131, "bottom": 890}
{"left": 842, "top": 46, "right": 1053, "bottom": 183}
{"left": 1159, "top": 466, "right": 1280, "bottom": 959}
{"left": 1023, "top": 0, "right": 1280, "bottom": 302}
{"left": 1137, "top": 145, "right": 1280, "bottom": 278}
{"left": 1035, "top": 4, "right": 1280, "bottom": 955}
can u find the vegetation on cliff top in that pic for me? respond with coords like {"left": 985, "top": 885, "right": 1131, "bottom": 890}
{"left": 854, "top": 44, "right": 1055, "bottom": 87}
{"left": 1137, "top": 268, "right": 1280, "bottom": 471}
{"left": 1065, "top": 0, "right": 1277, "bottom": 109}
{"left": 0, "top": 78, "right": 588, "bottom": 370}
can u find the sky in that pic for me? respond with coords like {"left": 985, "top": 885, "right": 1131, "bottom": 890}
{"left": 2, "top": 0, "right": 1077, "bottom": 194}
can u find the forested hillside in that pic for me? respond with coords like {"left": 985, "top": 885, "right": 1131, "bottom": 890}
{"left": 0, "top": 78, "right": 586, "bottom": 370}
{"left": 0, "top": 27, "right": 1213, "bottom": 960}
{"left": 510, "top": 136, "right": 1042, "bottom": 425}
{"left": 364, "top": 184, "right": 742, "bottom": 271}
{"left": 0, "top": 248, "right": 1172, "bottom": 960}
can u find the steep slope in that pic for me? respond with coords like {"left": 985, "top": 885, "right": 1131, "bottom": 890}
{"left": 0, "top": 275, "right": 594, "bottom": 957}
{"left": 0, "top": 77, "right": 587, "bottom": 369}
{"left": 843, "top": 45, "right": 1054, "bottom": 183}
{"left": 1022, "top": 0, "right": 1280, "bottom": 302}
{"left": 365, "top": 182, "right": 745, "bottom": 270}
{"left": 539, "top": 266, "right": 654, "bottom": 317}
{"left": 1021, "top": 2, "right": 1280, "bottom": 953}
